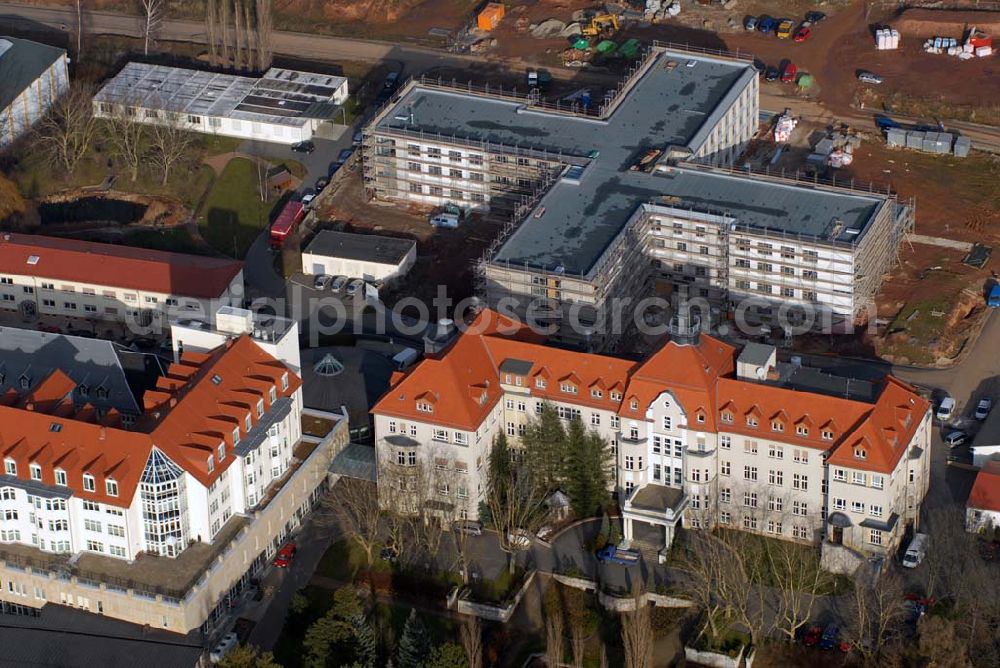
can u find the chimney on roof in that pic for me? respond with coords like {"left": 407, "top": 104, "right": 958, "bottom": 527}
{"left": 169, "top": 397, "right": 177, "bottom": 408}
{"left": 98, "top": 426, "right": 106, "bottom": 441}
{"left": 424, "top": 318, "right": 458, "bottom": 356}
{"left": 25, "top": 402, "right": 34, "bottom": 411}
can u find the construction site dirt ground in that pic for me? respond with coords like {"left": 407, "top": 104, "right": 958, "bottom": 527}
{"left": 785, "top": 140, "right": 1000, "bottom": 366}
{"left": 316, "top": 169, "right": 503, "bottom": 308}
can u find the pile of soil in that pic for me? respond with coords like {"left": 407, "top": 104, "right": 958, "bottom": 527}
{"left": 892, "top": 8, "right": 1000, "bottom": 37}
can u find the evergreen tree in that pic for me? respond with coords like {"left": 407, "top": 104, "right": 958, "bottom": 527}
{"left": 564, "top": 419, "right": 612, "bottom": 518}
{"left": 522, "top": 402, "right": 567, "bottom": 490}
{"left": 302, "top": 587, "right": 364, "bottom": 668}
{"left": 351, "top": 612, "right": 377, "bottom": 668}
{"left": 424, "top": 642, "right": 468, "bottom": 668}
{"left": 396, "top": 609, "right": 431, "bottom": 668}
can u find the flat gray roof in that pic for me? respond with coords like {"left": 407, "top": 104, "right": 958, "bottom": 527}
{"left": 379, "top": 49, "right": 752, "bottom": 159}
{"left": 94, "top": 63, "right": 347, "bottom": 127}
{"left": 0, "top": 37, "right": 64, "bottom": 112}
{"left": 305, "top": 230, "right": 415, "bottom": 266}
{"left": 494, "top": 165, "right": 885, "bottom": 275}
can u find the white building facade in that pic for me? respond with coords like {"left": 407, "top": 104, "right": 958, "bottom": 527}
{"left": 0, "top": 37, "right": 69, "bottom": 148}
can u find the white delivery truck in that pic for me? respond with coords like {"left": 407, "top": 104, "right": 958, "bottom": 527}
{"left": 902, "top": 532, "right": 929, "bottom": 568}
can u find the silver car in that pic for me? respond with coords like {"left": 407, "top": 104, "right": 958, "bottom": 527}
{"left": 330, "top": 275, "right": 348, "bottom": 292}
{"left": 857, "top": 71, "right": 882, "bottom": 85}
{"left": 346, "top": 279, "right": 365, "bottom": 297}
{"left": 312, "top": 274, "right": 332, "bottom": 290}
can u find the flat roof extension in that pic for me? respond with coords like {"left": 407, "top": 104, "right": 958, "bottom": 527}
{"left": 305, "top": 230, "right": 416, "bottom": 266}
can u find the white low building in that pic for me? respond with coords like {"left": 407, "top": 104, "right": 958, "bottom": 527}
{"left": 170, "top": 304, "right": 301, "bottom": 374}
{"left": 0, "top": 37, "right": 69, "bottom": 148}
{"left": 94, "top": 62, "right": 349, "bottom": 144}
{"left": 302, "top": 230, "right": 417, "bottom": 282}
{"left": 0, "top": 232, "right": 244, "bottom": 333}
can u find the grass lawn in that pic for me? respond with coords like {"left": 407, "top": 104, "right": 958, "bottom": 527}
{"left": 314, "top": 538, "right": 367, "bottom": 581}
{"left": 197, "top": 157, "right": 279, "bottom": 258}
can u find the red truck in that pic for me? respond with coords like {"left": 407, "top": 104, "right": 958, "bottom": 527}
{"left": 270, "top": 200, "right": 305, "bottom": 249}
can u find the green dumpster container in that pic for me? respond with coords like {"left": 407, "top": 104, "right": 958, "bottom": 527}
{"left": 596, "top": 40, "right": 617, "bottom": 54}
{"left": 572, "top": 38, "right": 590, "bottom": 50}
{"left": 620, "top": 38, "right": 640, "bottom": 59}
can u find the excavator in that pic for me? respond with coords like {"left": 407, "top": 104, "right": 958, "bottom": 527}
{"left": 580, "top": 13, "right": 620, "bottom": 39}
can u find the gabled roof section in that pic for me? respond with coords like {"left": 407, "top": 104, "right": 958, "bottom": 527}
{"left": 969, "top": 462, "right": 1000, "bottom": 513}
{"left": 0, "top": 233, "right": 242, "bottom": 299}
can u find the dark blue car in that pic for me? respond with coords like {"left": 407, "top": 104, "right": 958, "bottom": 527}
{"left": 819, "top": 624, "right": 840, "bottom": 650}
{"left": 758, "top": 16, "right": 778, "bottom": 33}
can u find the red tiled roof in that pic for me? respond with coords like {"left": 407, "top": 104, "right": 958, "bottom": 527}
{"left": 0, "top": 233, "right": 243, "bottom": 299}
{"left": 969, "top": 462, "right": 1000, "bottom": 513}
{"left": 0, "top": 336, "right": 300, "bottom": 505}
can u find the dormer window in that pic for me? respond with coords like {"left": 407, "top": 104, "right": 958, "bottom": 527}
{"left": 29, "top": 463, "right": 41, "bottom": 481}
{"left": 536, "top": 378, "right": 547, "bottom": 389}
{"left": 591, "top": 389, "right": 603, "bottom": 399}
{"left": 560, "top": 383, "right": 577, "bottom": 395}
{"left": 83, "top": 473, "right": 95, "bottom": 492}
{"left": 629, "top": 399, "right": 639, "bottom": 410}
{"left": 19, "top": 374, "right": 29, "bottom": 390}
{"left": 416, "top": 401, "right": 433, "bottom": 413}
{"left": 96, "top": 386, "right": 108, "bottom": 399}
{"left": 55, "top": 469, "right": 67, "bottom": 486}
{"left": 244, "top": 415, "right": 252, "bottom": 432}
{"left": 256, "top": 399, "right": 264, "bottom": 418}
{"left": 106, "top": 479, "right": 118, "bottom": 497}
{"left": 796, "top": 425, "right": 809, "bottom": 436}
{"left": 207, "top": 456, "right": 215, "bottom": 473}
{"left": 821, "top": 429, "right": 834, "bottom": 441}
{"left": 747, "top": 415, "right": 758, "bottom": 427}
{"left": 232, "top": 427, "right": 241, "bottom": 445}
{"left": 281, "top": 373, "right": 289, "bottom": 390}
{"left": 269, "top": 386, "right": 277, "bottom": 403}
{"left": 217, "top": 442, "right": 226, "bottom": 462}
{"left": 854, "top": 446, "right": 867, "bottom": 460}
{"left": 610, "top": 391, "right": 622, "bottom": 402}
{"left": 696, "top": 412, "right": 706, "bottom": 424}
{"left": 721, "top": 412, "right": 733, "bottom": 424}
{"left": 4, "top": 459, "right": 15, "bottom": 476}
{"left": 771, "top": 421, "right": 783, "bottom": 432}
{"left": 78, "top": 384, "right": 89, "bottom": 398}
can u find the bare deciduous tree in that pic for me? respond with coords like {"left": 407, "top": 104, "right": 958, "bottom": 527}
{"left": 219, "top": 0, "right": 232, "bottom": 67}
{"left": 460, "top": 616, "right": 482, "bottom": 668}
{"left": 103, "top": 103, "right": 146, "bottom": 182}
{"left": 254, "top": 0, "right": 273, "bottom": 70}
{"left": 765, "top": 534, "right": 834, "bottom": 641}
{"left": 148, "top": 114, "right": 194, "bottom": 185}
{"left": 570, "top": 623, "right": 586, "bottom": 667}
{"left": 34, "top": 83, "right": 99, "bottom": 176}
{"left": 846, "top": 568, "right": 906, "bottom": 665}
{"left": 74, "top": 0, "right": 84, "bottom": 59}
{"left": 323, "top": 478, "right": 382, "bottom": 570}
{"left": 205, "top": 0, "right": 219, "bottom": 66}
{"left": 484, "top": 435, "right": 546, "bottom": 574}
{"left": 621, "top": 592, "right": 653, "bottom": 668}
{"left": 139, "top": 0, "right": 164, "bottom": 56}
{"left": 545, "top": 609, "right": 564, "bottom": 668}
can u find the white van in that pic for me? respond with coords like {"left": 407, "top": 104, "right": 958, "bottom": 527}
{"left": 392, "top": 348, "right": 419, "bottom": 370}
{"left": 902, "top": 532, "right": 929, "bottom": 568}
{"left": 430, "top": 213, "right": 460, "bottom": 229}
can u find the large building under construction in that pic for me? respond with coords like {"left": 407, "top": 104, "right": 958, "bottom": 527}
{"left": 362, "top": 44, "right": 914, "bottom": 350}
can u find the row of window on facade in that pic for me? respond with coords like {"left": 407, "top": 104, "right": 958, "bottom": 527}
{"left": 3, "top": 460, "right": 119, "bottom": 496}
{"left": 406, "top": 182, "right": 487, "bottom": 202}
{"left": 0, "top": 277, "right": 201, "bottom": 308}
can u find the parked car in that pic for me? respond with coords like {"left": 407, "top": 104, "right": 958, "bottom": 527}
{"left": 751, "top": 58, "right": 766, "bottom": 73}
{"left": 379, "top": 543, "right": 398, "bottom": 562}
{"left": 944, "top": 430, "right": 967, "bottom": 447}
{"left": 352, "top": 130, "right": 363, "bottom": 146}
{"left": 857, "top": 71, "right": 883, "bottom": 85}
{"left": 780, "top": 61, "right": 798, "bottom": 83}
{"left": 291, "top": 140, "right": 315, "bottom": 154}
{"left": 338, "top": 148, "right": 355, "bottom": 163}
{"left": 313, "top": 274, "right": 332, "bottom": 290}
{"left": 794, "top": 25, "right": 812, "bottom": 42}
{"left": 209, "top": 632, "right": 239, "bottom": 663}
{"left": 805, "top": 10, "right": 826, "bottom": 23}
{"left": 744, "top": 16, "right": 758, "bottom": 31}
{"left": 507, "top": 529, "right": 532, "bottom": 549}
{"left": 819, "top": 624, "right": 840, "bottom": 650}
{"left": 346, "top": 279, "right": 365, "bottom": 297}
{"left": 802, "top": 625, "right": 823, "bottom": 647}
{"left": 764, "top": 66, "right": 780, "bottom": 81}
{"left": 936, "top": 396, "right": 955, "bottom": 421}
{"left": 777, "top": 19, "right": 795, "bottom": 39}
{"left": 757, "top": 16, "right": 778, "bottom": 33}
{"left": 273, "top": 542, "right": 297, "bottom": 568}
{"left": 453, "top": 520, "right": 483, "bottom": 536}
{"left": 301, "top": 193, "right": 317, "bottom": 209}
{"left": 314, "top": 177, "right": 329, "bottom": 193}
{"left": 976, "top": 398, "right": 992, "bottom": 420}
{"left": 902, "top": 533, "right": 929, "bottom": 568}
{"left": 596, "top": 545, "right": 641, "bottom": 565}
{"left": 330, "top": 275, "right": 349, "bottom": 292}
